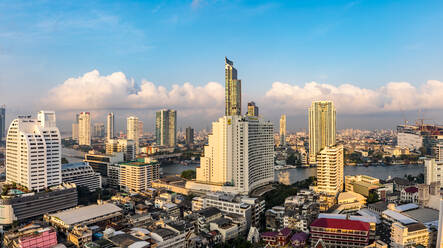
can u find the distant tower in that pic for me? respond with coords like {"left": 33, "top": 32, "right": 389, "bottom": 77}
{"left": 186, "top": 126, "right": 194, "bottom": 146}
{"left": 127, "top": 116, "right": 140, "bottom": 154}
{"left": 280, "top": 114, "right": 286, "bottom": 146}
{"left": 309, "top": 101, "right": 336, "bottom": 164}
{"left": 107, "top": 112, "right": 115, "bottom": 140}
{"left": 6, "top": 111, "right": 62, "bottom": 190}
{"left": 247, "top": 102, "right": 259, "bottom": 117}
{"left": 72, "top": 114, "right": 79, "bottom": 140}
{"left": 155, "top": 109, "right": 177, "bottom": 147}
{"left": 78, "top": 112, "right": 91, "bottom": 146}
{"left": 0, "top": 105, "right": 5, "bottom": 142}
{"left": 94, "top": 123, "right": 105, "bottom": 138}
{"left": 225, "top": 57, "right": 242, "bottom": 116}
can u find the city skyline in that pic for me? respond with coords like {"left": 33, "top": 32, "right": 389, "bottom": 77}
{"left": 2, "top": 1, "right": 443, "bottom": 131}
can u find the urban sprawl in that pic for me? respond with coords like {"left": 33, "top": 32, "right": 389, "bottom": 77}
{"left": 1, "top": 58, "right": 443, "bottom": 248}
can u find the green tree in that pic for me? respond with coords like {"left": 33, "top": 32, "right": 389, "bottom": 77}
{"left": 61, "top": 157, "right": 69, "bottom": 164}
{"left": 367, "top": 191, "right": 379, "bottom": 203}
{"left": 180, "top": 169, "right": 196, "bottom": 180}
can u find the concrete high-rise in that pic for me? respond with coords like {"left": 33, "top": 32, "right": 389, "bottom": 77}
{"left": 93, "top": 123, "right": 105, "bottom": 138}
{"left": 225, "top": 57, "right": 241, "bottom": 116}
{"left": 155, "top": 109, "right": 177, "bottom": 147}
{"left": 78, "top": 112, "right": 91, "bottom": 146}
{"left": 127, "top": 116, "right": 140, "bottom": 154}
{"left": 0, "top": 105, "right": 5, "bottom": 142}
{"left": 6, "top": 111, "right": 62, "bottom": 190}
{"left": 247, "top": 102, "right": 259, "bottom": 117}
{"left": 138, "top": 120, "right": 144, "bottom": 138}
{"left": 193, "top": 115, "right": 274, "bottom": 194}
{"left": 72, "top": 114, "right": 79, "bottom": 141}
{"left": 308, "top": 101, "right": 336, "bottom": 164}
{"left": 107, "top": 112, "right": 115, "bottom": 140}
{"left": 279, "top": 114, "right": 286, "bottom": 146}
{"left": 316, "top": 145, "right": 344, "bottom": 195}
{"left": 186, "top": 126, "right": 194, "bottom": 146}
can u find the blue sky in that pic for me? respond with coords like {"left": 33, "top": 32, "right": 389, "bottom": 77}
{"left": 1, "top": 0, "right": 443, "bottom": 131}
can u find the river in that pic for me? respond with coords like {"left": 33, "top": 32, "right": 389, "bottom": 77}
{"left": 161, "top": 163, "right": 424, "bottom": 184}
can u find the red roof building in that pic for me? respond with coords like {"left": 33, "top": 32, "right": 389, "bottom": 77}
{"left": 310, "top": 218, "right": 370, "bottom": 247}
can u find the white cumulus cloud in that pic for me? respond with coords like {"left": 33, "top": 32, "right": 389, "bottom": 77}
{"left": 263, "top": 80, "right": 443, "bottom": 114}
{"left": 44, "top": 70, "right": 224, "bottom": 117}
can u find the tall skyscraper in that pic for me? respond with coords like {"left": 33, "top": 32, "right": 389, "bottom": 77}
{"left": 72, "top": 114, "right": 79, "bottom": 141}
{"left": 247, "top": 101, "right": 259, "bottom": 117}
{"left": 316, "top": 145, "right": 344, "bottom": 195}
{"left": 195, "top": 115, "right": 274, "bottom": 194}
{"left": 186, "top": 126, "right": 194, "bottom": 146}
{"left": 155, "top": 109, "right": 177, "bottom": 147}
{"left": 280, "top": 114, "right": 286, "bottom": 146}
{"left": 0, "top": 105, "right": 5, "bottom": 142}
{"left": 93, "top": 123, "right": 105, "bottom": 137}
{"left": 138, "top": 120, "right": 144, "bottom": 138}
{"left": 107, "top": 112, "right": 115, "bottom": 140}
{"left": 225, "top": 57, "right": 242, "bottom": 116}
{"left": 308, "top": 101, "right": 336, "bottom": 164}
{"left": 188, "top": 58, "right": 274, "bottom": 195}
{"left": 78, "top": 112, "right": 91, "bottom": 146}
{"left": 6, "top": 111, "right": 62, "bottom": 190}
{"left": 127, "top": 116, "right": 140, "bottom": 154}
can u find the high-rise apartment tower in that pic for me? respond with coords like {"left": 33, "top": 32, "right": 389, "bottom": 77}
{"left": 308, "top": 101, "right": 336, "bottom": 164}
{"left": 225, "top": 57, "right": 242, "bottom": 116}
{"left": 155, "top": 109, "right": 177, "bottom": 147}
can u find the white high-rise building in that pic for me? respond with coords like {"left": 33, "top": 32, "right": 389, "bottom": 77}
{"left": 309, "top": 101, "right": 336, "bottom": 164}
{"left": 127, "top": 116, "right": 139, "bottom": 154}
{"left": 437, "top": 195, "right": 443, "bottom": 248}
{"left": 93, "top": 123, "right": 105, "bottom": 138}
{"left": 6, "top": 111, "right": 62, "bottom": 190}
{"left": 316, "top": 145, "right": 344, "bottom": 195}
{"left": 194, "top": 115, "right": 274, "bottom": 194}
{"left": 107, "top": 112, "right": 114, "bottom": 140}
{"left": 424, "top": 158, "right": 443, "bottom": 185}
{"left": 279, "top": 114, "right": 286, "bottom": 147}
{"left": 78, "top": 112, "right": 91, "bottom": 146}
{"left": 106, "top": 138, "right": 136, "bottom": 161}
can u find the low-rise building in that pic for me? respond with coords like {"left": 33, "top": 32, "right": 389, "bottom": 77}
{"left": 310, "top": 218, "right": 370, "bottom": 247}
{"left": 0, "top": 183, "right": 78, "bottom": 225}
{"left": 345, "top": 175, "right": 381, "bottom": 197}
{"left": 209, "top": 218, "right": 239, "bottom": 242}
{"left": 44, "top": 203, "right": 122, "bottom": 231}
{"left": 400, "top": 187, "right": 419, "bottom": 204}
{"left": 4, "top": 224, "right": 58, "bottom": 248}
{"left": 390, "top": 222, "right": 429, "bottom": 248}
{"left": 119, "top": 159, "right": 160, "bottom": 193}
{"left": 192, "top": 192, "right": 264, "bottom": 227}
{"left": 67, "top": 225, "right": 92, "bottom": 247}
{"left": 62, "top": 162, "right": 102, "bottom": 192}
{"left": 84, "top": 152, "right": 124, "bottom": 177}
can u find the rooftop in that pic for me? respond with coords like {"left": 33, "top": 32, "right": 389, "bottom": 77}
{"left": 395, "top": 203, "right": 419, "bottom": 212}
{"left": 382, "top": 210, "right": 417, "bottom": 225}
{"left": 197, "top": 207, "right": 221, "bottom": 218}
{"left": 310, "top": 218, "right": 370, "bottom": 232}
{"left": 402, "top": 208, "right": 439, "bottom": 224}
{"left": 62, "top": 162, "right": 89, "bottom": 170}
{"left": 405, "top": 223, "right": 427, "bottom": 232}
{"left": 49, "top": 203, "right": 122, "bottom": 225}
{"left": 404, "top": 187, "right": 418, "bottom": 193}
{"left": 291, "top": 232, "right": 309, "bottom": 242}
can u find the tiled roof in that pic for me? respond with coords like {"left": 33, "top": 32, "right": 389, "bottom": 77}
{"left": 261, "top": 231, "right": 278, "bottom": 237}
{"left": 404, "top": 187, "right": 418, "bottom": 193}
{"left": 310, "top": 218, "right": 370, "bottom": 232}
{"left": 291, "top": 232, "right": 308, "bottom": 242}
{"left": 278, "top": 227, "right": 291, "bottom": 237}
